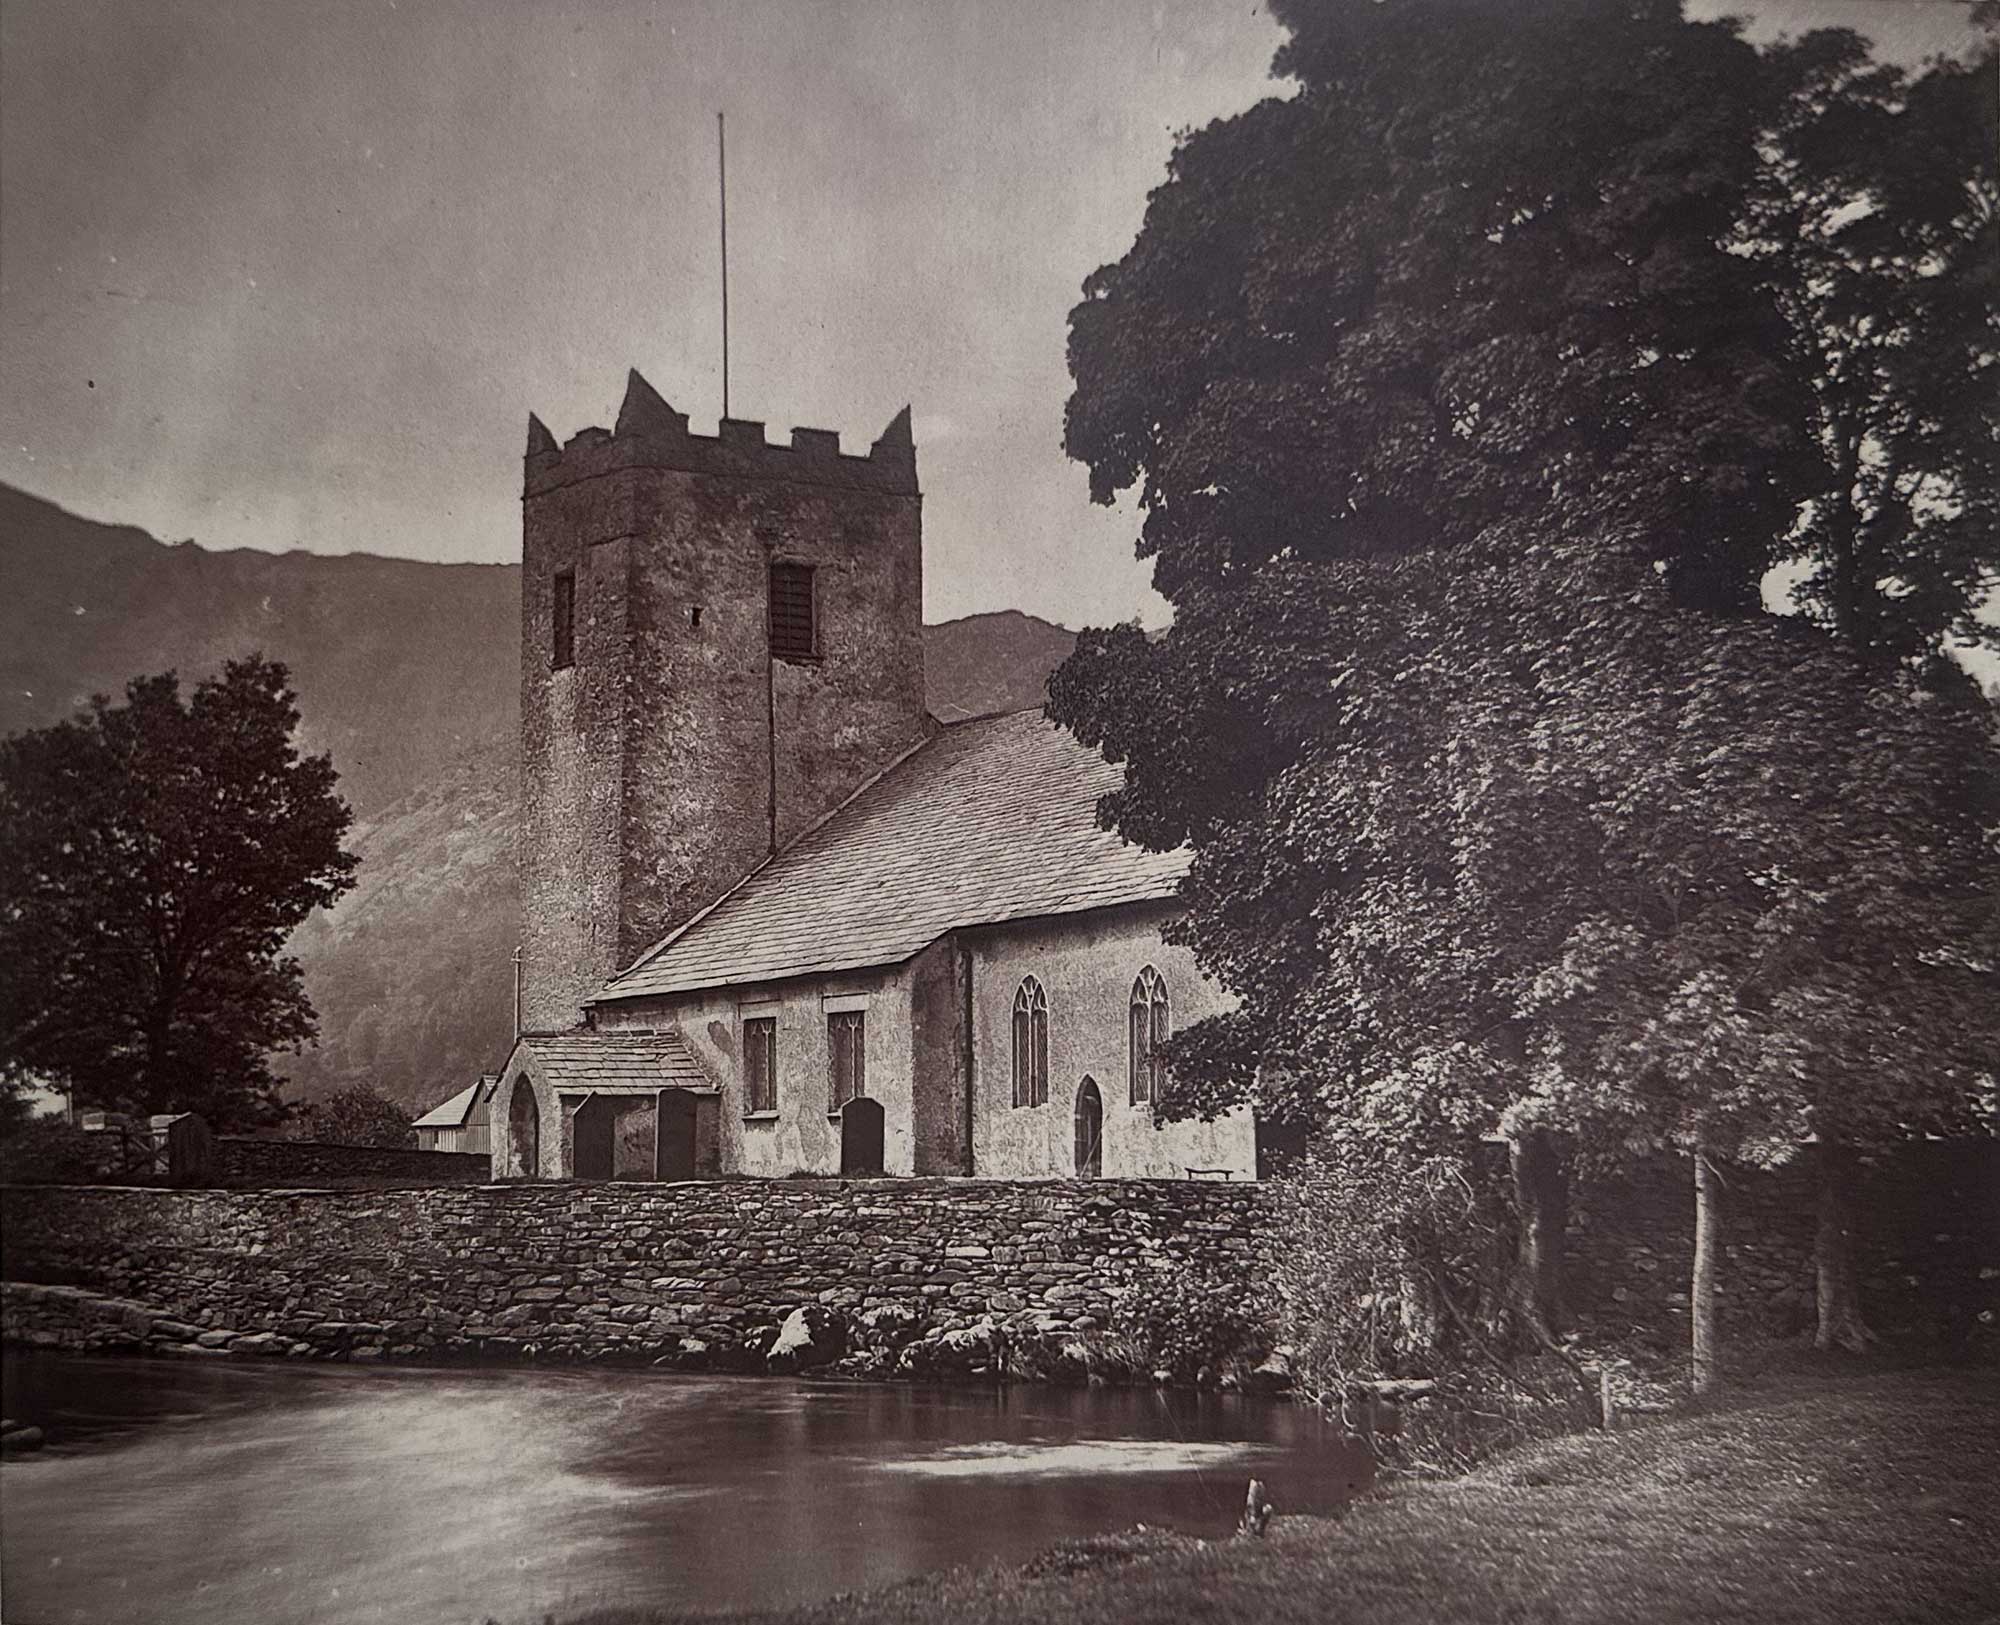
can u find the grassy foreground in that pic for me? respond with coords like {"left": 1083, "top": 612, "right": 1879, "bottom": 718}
{"left": 570, "top": 1361, "right": 1998, "bottom": 1625}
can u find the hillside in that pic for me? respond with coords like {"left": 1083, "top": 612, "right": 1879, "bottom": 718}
{"left": 0, "top": 483, "right": 520, "bottom": 822}
{"left": 0, "top": 483, "right": 1077, "bottom": 1113}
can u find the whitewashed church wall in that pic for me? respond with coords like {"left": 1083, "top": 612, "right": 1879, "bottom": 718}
{"left": 965, "top": 908, "right": 1256, "bottom": 1181}
{"left": 595, "top": 969, "right": 921, "bottom": 1176}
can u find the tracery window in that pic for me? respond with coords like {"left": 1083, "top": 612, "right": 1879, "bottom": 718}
{"left": 828, "top": 1010, "right": 866, "bottom": 1112}
{"left": 1011, "top": 976, "right": 1049, "bottom": 1107}
{"left": 743, "top": 1016, "right": 777, "bottom": 1115}
{"left": 1128, "top": 966, "right": 1169, "bottom": 1106}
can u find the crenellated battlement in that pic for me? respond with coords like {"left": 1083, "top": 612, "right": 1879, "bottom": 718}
{"left": 525, "top": 370, "right": 917, "bottom": 498}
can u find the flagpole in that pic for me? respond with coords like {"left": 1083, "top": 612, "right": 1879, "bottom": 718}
{"left": 718, "top": 111, "right": 730, "bottom": 420}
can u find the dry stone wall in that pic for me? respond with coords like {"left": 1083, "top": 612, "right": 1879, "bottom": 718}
{"left": 211, "top": 1138, "right": 490, "bottom": 1186}
{"left": 4, "top": 1141, "right": 1989, "bottom": 1386}
{"left": 0, "top": 1179, "right": 1274, "bottom": 1380}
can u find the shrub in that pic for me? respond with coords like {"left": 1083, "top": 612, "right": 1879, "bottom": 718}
{"left": 1270, "top": 1136, "right": 1497, "bottom": 1397}
{"left": 1273, "top": 1132, "right": 1599, "bottom": 1467}
{"left": 0, "top": 1116, "right": 111, "bottom": 1185}
{"left": 1110, "top": 1264, "right": 1274, "bottom": 1382}
{"left": 290, "top": 1085, "right": 415, "bottom": 1149}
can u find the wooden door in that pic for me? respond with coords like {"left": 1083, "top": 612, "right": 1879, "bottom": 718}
{"left": 1074, "top": 1077, "right": 1102, "bottom": 1179}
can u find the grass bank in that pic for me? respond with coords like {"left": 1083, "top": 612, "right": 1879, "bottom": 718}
{"left": 568, "top": 1360, "right": 1997, "bottom": 1625}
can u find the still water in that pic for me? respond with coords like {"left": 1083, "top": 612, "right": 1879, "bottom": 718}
{"left": 0, "top": 1352, "right": 1370, "bottom": 1625}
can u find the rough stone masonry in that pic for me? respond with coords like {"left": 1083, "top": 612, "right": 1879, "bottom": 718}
{"left": 5, "top": 1144, "right": 1989, "bottom": 1382}
{"left": 1, "top": 1178, "right": 1273, "bottom": 1379}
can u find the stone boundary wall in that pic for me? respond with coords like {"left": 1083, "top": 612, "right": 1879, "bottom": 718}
{"left": 0, "top": 1128, "right": 489, "bottom": 1190}
{"left": 211, "top": 1138, "right": 491, "bottom": 1186}
{"left": 0, "top": 1179, "right": 1272, "bottom": 1379}
{"left": 3, "top": 1281, "right": 223, "bottom": 1358}
{"left": 3, "top": 1144, "right": 1989, "bottom": 1383}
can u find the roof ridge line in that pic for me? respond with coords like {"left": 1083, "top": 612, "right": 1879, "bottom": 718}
{"left": 940, "top": 703, "right": 1046, "bottom": 728}
{"left": 597, "top": 723, "right": 948, "bottom": 996}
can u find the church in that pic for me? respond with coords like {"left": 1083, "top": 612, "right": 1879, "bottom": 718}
{"left": 487, "top": 370, "right": 1256, "bottom": 1184}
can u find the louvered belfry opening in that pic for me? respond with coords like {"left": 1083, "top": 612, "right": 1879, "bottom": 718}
{"left": 551, "top": 569, "right": 576, "bottom": 669}
{"left": 768, "top": 561, "right": 816, "bottom": 659}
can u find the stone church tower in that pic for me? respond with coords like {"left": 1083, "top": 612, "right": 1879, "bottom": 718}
{"left": 517, "top": 371, "right": 931, "bottom": 1032}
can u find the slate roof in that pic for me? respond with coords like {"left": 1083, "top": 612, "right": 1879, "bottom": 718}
{"left": 413, "top": 1074, "right": 501, "bottom": 1129}
{"left": 412, "top": 1081, "right": 480, "bottom": 1130}
{"left": 516, "top": 1029, "right": 719, "bottom": 1094}
{"left": 601, "top": 708, "right": 1188, "bottom": 1002}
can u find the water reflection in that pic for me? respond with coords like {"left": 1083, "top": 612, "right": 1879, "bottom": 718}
{"left": 1, "top": 1352, "right": 1370, "bottom": 1625}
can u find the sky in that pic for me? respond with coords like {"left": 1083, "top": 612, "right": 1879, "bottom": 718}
{"left": 1, "top": 0, "right": 1987, "bottom": 629}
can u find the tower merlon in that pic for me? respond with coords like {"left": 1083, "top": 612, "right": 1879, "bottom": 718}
{"left": 615, "top": 369, "right": 689, "bottom": 440}
{"left": 872, "top": 405, "right": 914, "bottom": 458}
{"left": 524, "top": 375, "right": 920, "bottom": 498}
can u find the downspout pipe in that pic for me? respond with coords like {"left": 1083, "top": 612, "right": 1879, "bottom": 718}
{"left": 762, "top": 536, "right": 779, "bottom": 858}
{"left": 959, "top": 936, "right": 976, "bottom": 1176}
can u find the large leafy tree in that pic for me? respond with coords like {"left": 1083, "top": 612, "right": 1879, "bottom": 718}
{"left": 1745, "top": 32, "right": 1998, "bottom": 677}
{"left": 1490, "top": 546, "right": 1995, "bottom": 1388}
{"left": 1733, "top": 31, "right": 2000, "bottom": 1348}
{"left": 1060, "top": 530, "right": 1995, "bottom": 1385}
{"left": 0, "top": 657, "right": 358, "bottom": 1129}
{"left": 1065, "top": 0, "right": 1815, "bottom": 614}
{"left": 1050, "top": 0, "right": 1998, "bottom": 1377}
{"left": 1057, "top": 0, "right": 1815, "bottom": 1343}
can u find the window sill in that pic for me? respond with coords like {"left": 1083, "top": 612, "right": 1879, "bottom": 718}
{"left": 742, "top": 1110, "right": 779, "bottom": 1124}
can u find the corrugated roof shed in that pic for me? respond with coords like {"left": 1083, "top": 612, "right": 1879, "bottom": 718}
{"left": 600, "top": 709, "right": 1187, "bottom": 1002}
{"left": 515, "top": 1029, "right": 719, "bottom": 1093}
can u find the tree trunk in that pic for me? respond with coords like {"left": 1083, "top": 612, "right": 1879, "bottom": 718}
{"left": 1397, "top": 1244, "right": 1445, "bottom": 1357}
{"left": 1814, "top": 1139, "right": 1876, "bottom": 1353}
{"left": 138, "top": 1001, "right": 175, "bottom": 1119}
{"left": 1690, "top": 1144, "right": 1722, "bottom": 1396}
{"left": 1509, "top": 1128, "right": 1571, "bottom": 1339}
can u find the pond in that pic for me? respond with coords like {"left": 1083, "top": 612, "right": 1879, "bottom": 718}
{"left": 0, "top": 1352, "right": 1371, "bottom": 1624}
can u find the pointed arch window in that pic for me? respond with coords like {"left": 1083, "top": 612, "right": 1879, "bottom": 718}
{"left": 1011, "top": 976, "right": 1049, "bottom": 1107}
{"left": 1129, "top": 966, "right": 1169, "bottom": 1106}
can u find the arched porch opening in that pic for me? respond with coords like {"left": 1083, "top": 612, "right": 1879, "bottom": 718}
{"left": 506, "top": 1075, "right": 540, "bottom": 1179}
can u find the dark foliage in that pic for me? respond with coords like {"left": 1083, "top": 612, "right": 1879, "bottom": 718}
{"left": 289, "top": 1084, "right": 416, "bottom": 1149}
{"left": 0, "top": 1116, "right": 108, "bottom": 1186}
{"left": 1742, "top": 32, "right": 1999, "bottom": 677}
{"left": 1109, "top": 1265, "right": 1275, "bottom": 1382}
{"left": 1064, "top": 0, "right": 1814, "bottom": 612}
{"left": 0, "top": 656, "right": 358, "bottom": 1129}
{"left": 1047, "top": 0, "right": 2000, "bottom": 1384}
